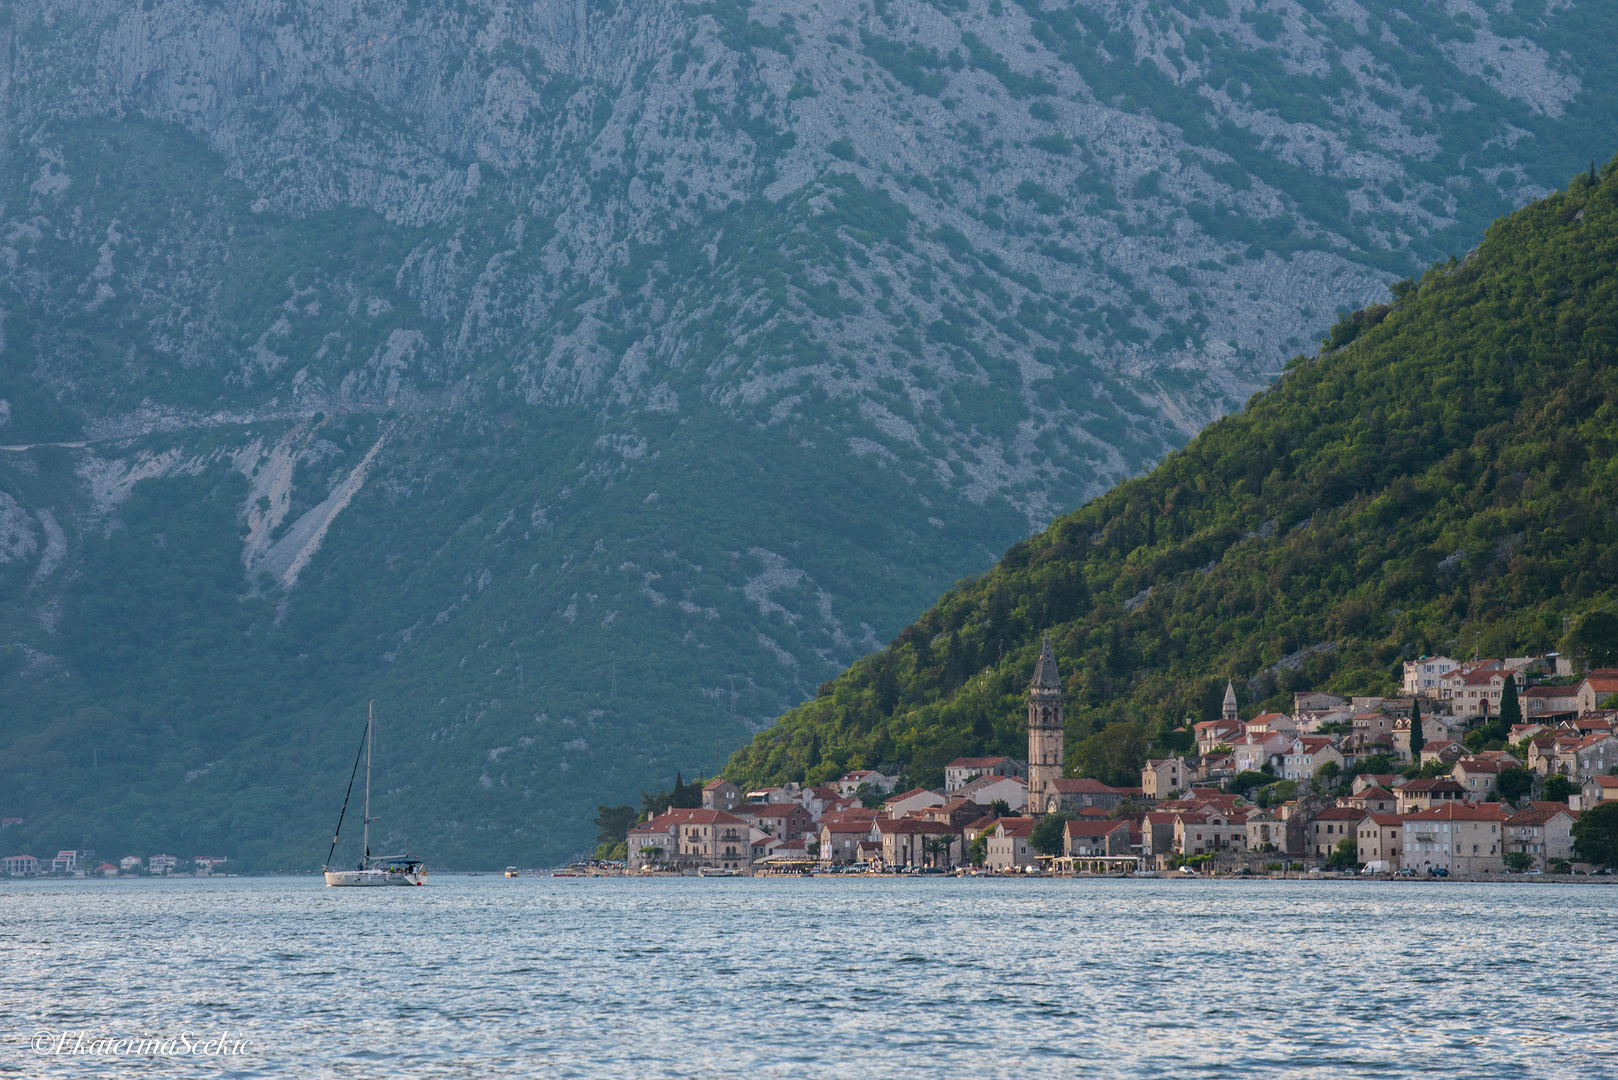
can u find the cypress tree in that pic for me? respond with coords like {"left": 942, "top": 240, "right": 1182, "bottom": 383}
{"left": 1408, "top": 698, "right": 1425, "bottom": 761}
{"left": 1499, "top": 675, "right": 1522, "bottom": 731}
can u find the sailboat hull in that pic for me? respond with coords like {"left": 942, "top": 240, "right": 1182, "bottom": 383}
{"left": 324, "top": 869, "right": 425, "bottom": 887}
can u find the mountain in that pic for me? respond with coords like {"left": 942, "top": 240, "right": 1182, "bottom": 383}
{"left": 2, "top": 0, "right": 1617, "bottom": 867}
{"left": 725, "top": 156, "right": 1618, "bottom": 793}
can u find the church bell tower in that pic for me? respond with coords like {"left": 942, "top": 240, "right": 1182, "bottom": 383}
{"left": 1027, "top": 635, "right": 1065, "bottom": 815}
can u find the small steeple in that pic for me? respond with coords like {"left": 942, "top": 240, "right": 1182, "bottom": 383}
{"left": 1222, "top": 679, "right": 1238, "bottom": 722}
{"left": 1031, "top": 634, "right": 1062, "bottom": 692}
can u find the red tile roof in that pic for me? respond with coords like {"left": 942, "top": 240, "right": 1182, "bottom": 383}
{"left": 989, "top": 817, "right": 1037, "bottom": 838}
{"left": 1505, "top": 802, "right": 1578, "bottom": 826}
{"left": 1051, "top": 778, "right": 1123, "bottom": 793}
{"left": 1312, "top": 807, "right": 1370, "bottom": 822}
{"left": 1403, "top": 802, "right": 1512, "bottom": 821}
{"left": 633, "top": 808, "right": 749, "bottom": 831}
{"left": 737, "top": 803, "right": 808, "bottom": 818}
{"left": 1400, "top": 779, "right": 1467, "bottom": 794}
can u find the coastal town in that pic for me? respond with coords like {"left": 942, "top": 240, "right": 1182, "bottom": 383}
{"left": 8, "top": 645, "right": 1617, "bottom": 881}
{"left": 615, "top": 640, "right": 1618, "bottom": 877}
{"left": 0, "top": 850, "right": 225, "bottom": 878}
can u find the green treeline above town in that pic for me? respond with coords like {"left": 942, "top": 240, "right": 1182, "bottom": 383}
{"left": 725, "top": 158, "right": 1618, "bottom": 795}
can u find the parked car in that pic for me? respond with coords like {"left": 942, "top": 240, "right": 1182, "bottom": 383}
{"left": 1428, "top": 866, "right": 1450, "bottom": 877}
{"left": 1395, "top": 868, "right": 1418, "bottom": 877}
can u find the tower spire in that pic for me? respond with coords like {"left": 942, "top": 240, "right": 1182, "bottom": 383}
{"left": 1031, "top": 634, "right": 1062, "bottom": 691}
{"left": 1222, "top": 679, "right": 1238, "bottom": 722}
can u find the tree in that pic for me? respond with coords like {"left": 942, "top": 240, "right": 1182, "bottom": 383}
{"left": 1408, "top": 698, "right": 1425, "bottom": 761}
{"left": 593, "top": 804, "right": 637, "bottom": 846}
{"left": 1499, "top": 676, "right": 1522, "bottom": 730}
{"left": 925, "top": 836, "right": 953, "bottom": 869}
{"left": 639, "top": 772, "right": 704, "bottom": 818}
{"left": 1573, "top": 801, "right": 1618, "bottom": 868}
{"left": 671, "top": 773, "right": 703, "bottom": 809}
{"left": 1315, "top": 760, "right": 1342, "bottom": 790}
{"left": 1495, "top": 767, "right": 1531, "bottom": 804}
{"left": 1503, "top": 851, "right": 1533, "bottom": 872}
{"left": 1565, "top": 611, "right": 1618, "bottom": 671}
{"left": 1154, "top": 726, "right": 1194, "bottom": 756}
{"left": 1228, "top": 770, "right": 1272, "bottom": 796}
{"left": 969, "top": 831, "right": 990, "bottom": 866}
{"left": 1071, "top": 721, "right": 1150, "bottom": 786}
{"left": 1030, "top": 812, "right": 1074, "bottom": 856}
{"left": 990, "top": 799, "right": 1012, "bottom": 819}
{"left": 1543, "top": 774, "right": 1576, "bottom": 803}
{"left": 1327, "top": 836, "right": 1358, "bottom": 870}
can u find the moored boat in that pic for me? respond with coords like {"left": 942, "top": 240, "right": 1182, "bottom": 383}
{"left": 322, "top": 702, "right": 425, "bottom": 887}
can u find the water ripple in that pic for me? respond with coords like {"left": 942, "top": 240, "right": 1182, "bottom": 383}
{"left": 2, "top": 877, "right": 1615, "bottom": 1077}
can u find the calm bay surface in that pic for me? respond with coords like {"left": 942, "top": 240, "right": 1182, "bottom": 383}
{"left": 3, "top": 875, "right": 1615, "bottom": 1078}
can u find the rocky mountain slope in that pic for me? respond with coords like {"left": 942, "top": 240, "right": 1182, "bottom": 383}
{"left": 1, "top": 0, "right": 1615, "bottom": 867}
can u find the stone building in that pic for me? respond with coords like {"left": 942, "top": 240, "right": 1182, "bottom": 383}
{"left": 1027, "top": 635, "right": 1066, "bottom": 815}
{"left": 1402, "top": 802, "right": 1510, "bottom": 874}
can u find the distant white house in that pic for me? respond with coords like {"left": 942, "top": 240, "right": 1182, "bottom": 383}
{"left": 120, "top": 856, "right": 143, "bottom": 872}
{"left": 2, "top": 855, "right": 40, "bottom": 876}
{"left": 942, "top": 756, "right": 1026, "bottom": 792}
{"left": 148, "top": 854, "right": 178, "bottom": 875}
{"left": 883, "top": 788, "right": 946, "bottom": 819}
{"left": 1402, "top": 656, "right": 1459, "bottom": 696}
{"left": 952, "top": 774, "right": 1030, "bottom": 812}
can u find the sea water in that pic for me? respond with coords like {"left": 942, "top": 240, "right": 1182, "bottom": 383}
{"left": 3, "top": 875, "right": 1615, "bottom": 1077}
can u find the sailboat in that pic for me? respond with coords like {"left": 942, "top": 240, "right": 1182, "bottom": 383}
{"left": 323, "top": 702, "right": 426, "bottom": 887}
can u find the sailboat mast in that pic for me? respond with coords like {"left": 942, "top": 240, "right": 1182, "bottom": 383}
{"left": 363, "top": 700, "right": 373, "bottom": 867}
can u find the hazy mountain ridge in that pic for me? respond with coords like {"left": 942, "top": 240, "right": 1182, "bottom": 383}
{"left": 1, "top": 0, "right": 1615, "bottom": 866}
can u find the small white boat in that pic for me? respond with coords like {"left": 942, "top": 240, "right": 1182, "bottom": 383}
{"left": 322, "top": 702, "right": 426, "bottom": 887}
{"left": 323, "top": 859, "right": 425, "bottom": 887}
{"left": 697, "top": 866, "right": 744, "bottom": 877}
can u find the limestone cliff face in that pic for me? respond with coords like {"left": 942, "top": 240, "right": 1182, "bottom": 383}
{"left": 15, "top": 0, "right": 1586, "bottom": 491}
{"left": 0, "top": 0, "right": 1609, "bottom": 864}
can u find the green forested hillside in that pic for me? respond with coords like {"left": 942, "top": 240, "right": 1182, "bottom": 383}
{"left": 726, "top": 159, "right": 1618, "bottom": 791}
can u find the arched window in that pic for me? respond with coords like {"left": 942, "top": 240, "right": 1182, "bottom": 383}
{"left": 1041, "top": 707, "right": 1050, "bottom": 724}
